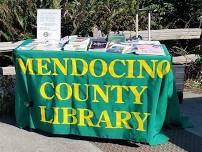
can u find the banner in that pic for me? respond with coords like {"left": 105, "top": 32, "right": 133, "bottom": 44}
{"left": 14, "top": 40, "right": 182, "bottom": 145}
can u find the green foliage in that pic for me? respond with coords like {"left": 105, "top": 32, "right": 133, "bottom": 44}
{"left": 0, "top": 0, "right": 62, "bottom": 41}
{"left": 0, "top": 75, "right": 15, "bottom": 116}
{"left": 0, "top": 0, "right": 201, "bottom": 41}
{"left": 0, "top": 0, "right": 37, "bottom": 41}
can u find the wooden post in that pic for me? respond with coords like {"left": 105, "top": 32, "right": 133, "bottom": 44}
{"left": 200, "top": 14, "right": 202, "bottom": 71}
{"left": 200, "top": 16, "right": 202, "bottom": 55}
{"left": 200, "top": 0, "right": 202, "bottom": 55}
{"left": 136, "top": 14, "right": 139, "bottom": 38}
{"left": 136, "top": 1, "right": 139, "bottom": 39}
{"left": 200, "top": 29, "right": 202, "bottom": 55}
{"left": 148, "top": 12, "right": 151, "bottom": 41}
{"left": 199, "top": 1, "right": 202, "bottom": 74}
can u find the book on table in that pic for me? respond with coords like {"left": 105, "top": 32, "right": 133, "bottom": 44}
{"left": 88, "top": 38, "right": 108, "bottom": 52}
{"left": 121, "top": 40, "right": 165, "bottom": 55}
{"left": 63, "top": 37, "right": 90, "bottom": 51}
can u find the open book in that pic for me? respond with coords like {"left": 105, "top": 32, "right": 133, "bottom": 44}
{"left": 122, "top": 40, "right": 165, "bottom": 55}
{"left": 63, "top": 37, "right": 90, "bottom": 51}
{"left": 106, "top": 43, "right": 132, "bottom": 53}
{"left": 18, "top": 40, "right": 62, "bottom": 51}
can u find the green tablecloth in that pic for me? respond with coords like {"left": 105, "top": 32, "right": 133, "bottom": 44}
{"left": 13, "top": 39, "right": 186, "bottom": 145}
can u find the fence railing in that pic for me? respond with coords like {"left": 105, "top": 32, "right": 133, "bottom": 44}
{"left": 110, "top": 28, "right": 201, "bottom": 40}
{"left": 0, "top": 41, "right": 23, "bottom": 52}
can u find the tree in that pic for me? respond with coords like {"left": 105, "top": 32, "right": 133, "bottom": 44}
{"left": 0, "top": 0, "right": 201, "bottom": 41}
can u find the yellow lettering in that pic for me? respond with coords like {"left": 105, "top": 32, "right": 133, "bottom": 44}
{"left": 17, "top": 58, "right": 34, "bottom": 75}
{"left": 126, "top": 60, "right": 136, "bottom": 78}
{"left": 92, "top": 84, "right": 110, "bottom": 103}
{"left": 39, "top": 106, "right": 53, "bottom": 123}
{"left": 111, "top": 85, "right": 129, "bottom": 103}
{"left": 78, "top": 108, "right": 94, "bottom": 127}
{"left": 71, "top": 58, "right": 88, "bottom": 76}
{"left": 129, "top": 86, "right": 147, "bottom": 104}
{"left": 131, "top": 112, "right": 150, "bottom": 131}
{"left": 73, "top": 83, "right": 89, "bottom": 102}
{"left": 52, "top": 107, "right": 60, "bottom": 124}
{"left": 157, "top": 60, "right": 170, "bottom": 78}
{"left": 89, "top": 59, "right": 107, "bottom": 77}
{"left": 95, "top": 110, "right": 114, "bottom": 128}
{"left": 35, "top": 58, "right": 51, "bottom": 75}
{"left": 137, "top": 60, "right": 158, "bottom": 78}
{"left": 114, "top": 111, "right": 132, "bottom": 129}
{"left": 55, "top": 83, "right": 72, "bottom": 100}
{"left": 62, "top": 108, "right": 77, "bottom": 124}
{"left": 52, "top": 58, "right": 69, "bottom": 75}
{"left": 40, "top": 82, "right": 54, "bottom": 100}
{"left": 109, "top": 59, "right": 126, "bottom": 78}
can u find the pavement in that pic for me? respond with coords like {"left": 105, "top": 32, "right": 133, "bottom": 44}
{"left": 0, "top": 91, "right": 202, "bottom": 152}
{"left": 181, "top": 92, "right": 202, "bottom": 137}
{"left": 0, "top": 122, "right": 102, "bottom": 152}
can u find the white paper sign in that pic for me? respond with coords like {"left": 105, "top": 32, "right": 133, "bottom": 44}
{"left": 37, "top": 9, "right": 61, "bottom": 41}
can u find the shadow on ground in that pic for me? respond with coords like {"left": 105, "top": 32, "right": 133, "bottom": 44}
{"left": 90, "top": 128, "right": 202, "bottom": 152}
{"left": 1, "top": 116, "right": 201, "bottom": 152}
{"left": 0, "top": 115, "right": 15, "bottom": 126}
{"left": 0, "top": 95, "right": 201, "bottom": 152}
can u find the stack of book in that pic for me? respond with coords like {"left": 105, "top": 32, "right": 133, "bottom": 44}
{"left": 106, "top": 40, "right": 165, "bottom": 55}
{"left": 131, "top": 40, "right": 165, "bottom": 56}
{"left": 17, "top": 34, "right": 165, "bottom": 56}
{"left": 88, "top": 38, "right": 108, "bottom": 52}
{"left": 106, "top": 43, "right": 132, "bottom": 54}
{"left": 63, "top": 37, "right": 90, "bottom": 51}
{"left": 18, "top": 40, "right": 62, "bottom": 51}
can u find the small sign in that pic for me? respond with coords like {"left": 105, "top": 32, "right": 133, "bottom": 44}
{"left": 37, "top": 9, "right": 61, "bottom": 41}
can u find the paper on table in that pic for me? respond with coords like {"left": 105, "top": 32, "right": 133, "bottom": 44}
{"left": 122, "top": 40, "right": 165, "bottom": 55}
{"left": 107, "top": 43, "right": 132, "bottom": 53}
{"left": 18, "top": 40, "right": 62, "bottom": 51}
{"left": 63, "top": 37, "right": 90, "bottom": 51}
{"left": 37, "top": 9, "right": 61, "bottom": 41}
{"left": 135, "top": 44, "right": 165, "bottom": 56}
{"left": 88, "top": 39, "right": 108, "bottom": 52}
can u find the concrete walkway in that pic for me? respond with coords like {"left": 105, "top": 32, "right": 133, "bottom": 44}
{"left": 182, "top": 92, "right": 202, "bottom": 137}
{"left": 0, "top": 121, "right": 102, "bottom": 152}
{"left": 0, "top": 91, "right": 201, "bottom": 152}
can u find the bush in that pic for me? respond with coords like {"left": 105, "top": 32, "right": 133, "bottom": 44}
{"left": 0, "top": 75, "right": 15, "bottom": 116}
{"left": 0, "top": 0, "right": 200, "bottom": 40}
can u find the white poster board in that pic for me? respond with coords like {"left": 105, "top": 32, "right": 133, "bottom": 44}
{"left": 37, "top": 9, "right": 61, "bottom": 41}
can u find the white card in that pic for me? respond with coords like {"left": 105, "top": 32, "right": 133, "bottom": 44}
{"left": 37, "top": 9, "right": 61, "bottom": 41}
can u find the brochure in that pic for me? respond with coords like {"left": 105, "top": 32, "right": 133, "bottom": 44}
{"left": 88, "top": 38, "right": 108, "bottom": 52}
{"left": 63, "top": 37, "right": 90, "bottom": 51}
{"left": 135, "top": 44, "right": 165, "bottom": 55}
{"left": 107, "top": 43, "right": 131, "bottom": 54}
{"left": 121, "top": 40, "right": 165, "bottom": 55}
{"left": 18, "top": 40, "right": 62, "bottom": 51}
{"left": 59, "top": 35, "right": 78, "bottom": 49}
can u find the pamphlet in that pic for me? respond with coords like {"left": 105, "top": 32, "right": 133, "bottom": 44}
{"left": 107, "top": 43, "right": 132, "bottom": 53}
{"left": 63, "top": 37, "right": 90, "bottom": 51}
{"left": 59, "top": 35, "right": 78, "bottom": 49}
{"left": 88, "top": 38, "right": 108, "bottom": 52}
{"left": 134, "top": 41, "right": 165, "bottom": 56}
{"left": 18, "top": 40, "right": 62, "bottom": 51}
{"left": 37, "top": 9, "right": 61, "bottom": 41}
{"left": 135, "top": 44, "right": 165, "bottom": 55}
{"left": 121, "top": 40, "right": 165, "bottom": 55}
